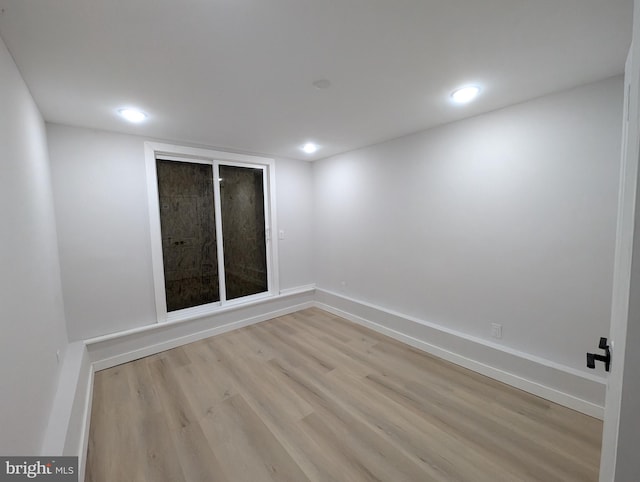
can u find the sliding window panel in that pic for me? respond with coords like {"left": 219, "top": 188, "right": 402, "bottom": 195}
{"left": 156, "top": 160, "right": 219, "bottom": 311}
{"left": 219, "top": 165, "right": 268, "bottom": 300}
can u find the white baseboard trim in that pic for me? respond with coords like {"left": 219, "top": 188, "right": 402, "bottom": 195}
{"left": 41, "top": 342, "right": 86, "bottom": 454}
{"left": 313, "top": 288, "right": 606, "bottom": 419}
{"left": 280, "top": 284, "right": 316, "bottom": 296}
{"left": 50, "top": 283, "right": 607, "bottom": 478}
{"left": 74, "top": 365, "right": 93, "bottom": 482}
{"left": 58, "top": 287, "right": 315, "bottom": 475}
{"left": 42, "top": 339, "right": 94, "bottom": 479}
{"left": 87, "top": 289, "right": 315, "bottom": 370}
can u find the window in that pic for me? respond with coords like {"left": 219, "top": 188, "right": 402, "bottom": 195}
{"left": 145, "top": 143, "right": 278, "bottom": 322}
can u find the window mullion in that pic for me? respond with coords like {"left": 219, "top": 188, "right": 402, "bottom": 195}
{"left": 212, "top": 162, "right": 227, "bottom": 303}
{"left": 261, "top": 167, "right": 272, "bottom": 294}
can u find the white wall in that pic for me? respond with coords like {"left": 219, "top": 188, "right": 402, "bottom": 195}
{"left": 46, "top": 126, "right": 157, "bottom": 340}
{"left": 274, "top": 157, "right": 314, "bottom": 289}
{"left": 46, "top": 124, "right": 315, "bottom": 341}
{"left": 0, "top": 36, "right": 68, "bottom": 454}
{"left": 313, "top": 76, "right": 623, "bottom": 374}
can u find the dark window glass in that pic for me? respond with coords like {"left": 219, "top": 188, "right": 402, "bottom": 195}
{"left": 219, "top": 165, "right": 268, "bottom": 300}
{"left": 156, "top": 160, "right": 219, "bottom": 311}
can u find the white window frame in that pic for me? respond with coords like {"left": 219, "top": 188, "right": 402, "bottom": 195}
{"left": 144, "top": 142, "right": 279, "bottom": 323}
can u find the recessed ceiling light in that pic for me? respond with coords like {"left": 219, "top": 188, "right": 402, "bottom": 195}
{"left": 451, "top": 86, "right": 481, "bottom": 104}
{"left": 302, "top": 143, "right": 319, "bottom": 154}
{"left": 118, "top": 108, "right": 148, "bottom": 123}
{"left": 312, "top": 79, "right": 332, "bottom": 90}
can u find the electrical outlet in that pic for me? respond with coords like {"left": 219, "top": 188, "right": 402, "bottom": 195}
{"left": 491, "top": 323, "right": 502, "bottom": 339}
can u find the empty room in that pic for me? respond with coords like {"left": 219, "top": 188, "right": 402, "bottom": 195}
{"left": 2, "top": 1, "right": 640, "bottom": 481}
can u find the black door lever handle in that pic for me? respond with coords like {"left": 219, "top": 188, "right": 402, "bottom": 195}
{"left": 587, "top": 337, "right": 611, "bottom": 372}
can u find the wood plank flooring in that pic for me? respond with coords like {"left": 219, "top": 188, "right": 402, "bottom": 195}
{"left": 86, "top": 307, "right": 602, "bottom": 482}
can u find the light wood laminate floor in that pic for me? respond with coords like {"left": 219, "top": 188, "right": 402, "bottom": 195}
{"left": 86, "top": 308, "right": 602, "bottom": 482}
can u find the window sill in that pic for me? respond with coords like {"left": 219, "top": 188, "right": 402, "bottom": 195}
{"left": 164, "top": 291, "right": 275, "bottom": 324}
{"left": 84, "top": 284, "right": 316, "bottom": 346}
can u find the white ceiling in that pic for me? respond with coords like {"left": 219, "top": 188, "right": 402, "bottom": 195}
{"left": 0, "top": 0, "right": 633, "bottom": 161}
